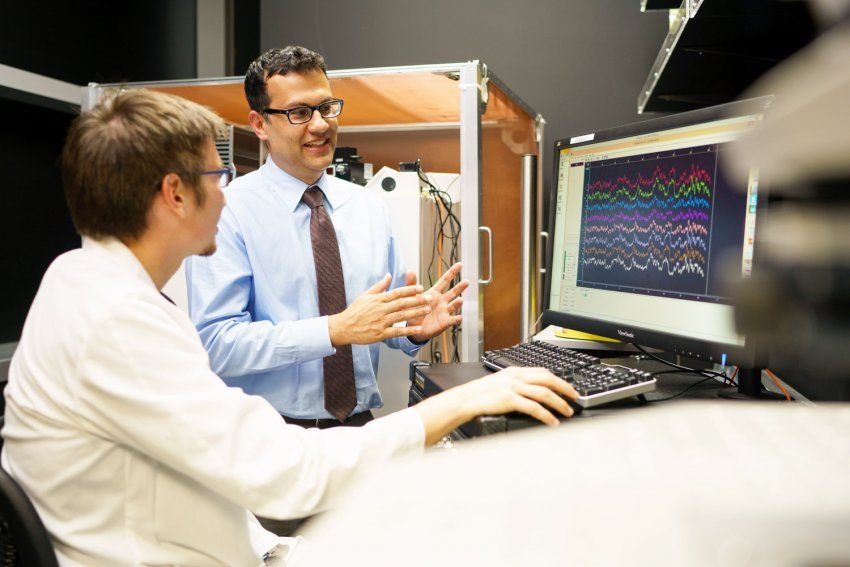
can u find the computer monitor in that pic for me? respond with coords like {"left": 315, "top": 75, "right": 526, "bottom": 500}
{"left": 543, "top": 98, "right": 772, "bottom": 376}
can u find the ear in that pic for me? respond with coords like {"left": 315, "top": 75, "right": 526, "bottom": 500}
{"left": 157, "top": 173, "right": 191, "bottom": 218}
{"left": 248, "top": 110, "right": 269, "bottom": 141}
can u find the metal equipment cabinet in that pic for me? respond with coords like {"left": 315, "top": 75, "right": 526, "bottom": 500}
{"left": 85, "top": 62, "right": 545, "bottom": 362}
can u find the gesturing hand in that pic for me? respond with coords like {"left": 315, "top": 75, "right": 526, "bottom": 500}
{"left": 327, "top": 274, "right": 432, "bottom": 346}
{"left": 405, "top": 262, "right": 468, "bottom": 344}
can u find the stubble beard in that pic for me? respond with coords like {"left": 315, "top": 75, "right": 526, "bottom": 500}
{"left": 198, "top": 243, "right": 217, "bottom": 257}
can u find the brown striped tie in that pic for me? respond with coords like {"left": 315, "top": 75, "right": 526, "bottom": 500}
{"left": 302, "top": 186, "right": 356, "bottom": 422}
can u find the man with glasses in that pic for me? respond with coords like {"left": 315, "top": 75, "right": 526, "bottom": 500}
{"left": 187, "top": 46, "right": 465, "bottom": 428}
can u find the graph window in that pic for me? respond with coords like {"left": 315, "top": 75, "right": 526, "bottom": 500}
{"left": 549, "top": 115, "right": 761, "bottom": 347}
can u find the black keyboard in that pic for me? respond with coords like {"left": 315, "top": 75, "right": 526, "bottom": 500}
{"left": 481, "top": 341, "right": 657, "bottom": 408}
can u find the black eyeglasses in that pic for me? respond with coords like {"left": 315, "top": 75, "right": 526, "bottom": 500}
{"left": 262, "top": 99, "right": 344, "bottom": 125}
{"left": 192, "top": 168, "right": 232, "bottom": 188}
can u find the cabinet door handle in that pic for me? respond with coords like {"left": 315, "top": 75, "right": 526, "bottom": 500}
{"left": 479, "top": 226, "right": 493, "bottom": 285}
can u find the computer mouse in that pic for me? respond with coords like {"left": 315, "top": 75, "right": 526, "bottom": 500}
{"left": 565, "top": 397, "right": 584, "bottom": 416}
{"left": 505, "top": 397, "right": 583, "bottom": 424}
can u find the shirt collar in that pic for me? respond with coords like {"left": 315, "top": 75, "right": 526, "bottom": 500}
{"left": 261, "top": 155, "right": 353, "bottom": 213}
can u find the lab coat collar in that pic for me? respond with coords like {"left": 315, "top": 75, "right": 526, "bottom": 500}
{"left": 81, "top": 237, "right": 158, "bottom": 290}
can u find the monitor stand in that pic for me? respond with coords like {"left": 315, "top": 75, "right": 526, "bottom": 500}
{"left": 718, "top": 367, "right": 789, "bottom": 401}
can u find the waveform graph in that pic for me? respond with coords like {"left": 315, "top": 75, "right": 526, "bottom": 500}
{"left": 577, "top": 145, "right": 718, "bottom": 297}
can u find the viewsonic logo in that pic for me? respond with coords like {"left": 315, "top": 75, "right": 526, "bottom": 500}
{"left": 617, "top": 329, "right": 635, "bottom": 339}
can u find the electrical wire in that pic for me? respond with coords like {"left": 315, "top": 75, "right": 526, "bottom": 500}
{"left": 648, "top": 369, "right": 699, "bottom": 377}
{"left": 631, "top": 343, "right": 733, "bottom": 383}
{"left": 522, "top": 312, "right": 546, "bottom": 343}
{"left": 631, "top": 343, "right": 743, "bottom": 401}
{"left": 648, "top": 368, "right": 733, "bottom": 386}
{"left": 432, "top": 193, "right": 450, "bottom": 359}
{"left": 418, "top": 161, "right": 462, "bottom": 363}
{"left": 644, "top": 375, "right": 722, "bottom": 403}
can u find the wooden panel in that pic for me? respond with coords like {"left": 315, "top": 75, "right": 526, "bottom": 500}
{"left": 331, "top": 73, "right": 461, "bottom": 126}
{"left": 151, "top": 83, "right": 250, "bottom": 126}
{"left": 149, "top": 71, "right": 477, "bottom": 128}
{"left": 480, "top": 85, "right": 538, "bottom": 351}
{"left": 338, "top": 70, "right": 532, "bottom": 125}
{"left": 337, "top": 129, "right": 460, "bottom": 173}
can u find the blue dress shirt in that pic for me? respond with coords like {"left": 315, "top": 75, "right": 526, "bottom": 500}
{"left": 186, "top": 157, "right": 421, "bottom": 419}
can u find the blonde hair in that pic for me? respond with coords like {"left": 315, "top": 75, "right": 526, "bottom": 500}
{"left": 61, "top": 88, "right": 226, "bottom": 240}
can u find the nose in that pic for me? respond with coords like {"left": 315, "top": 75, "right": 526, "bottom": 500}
{"left": 307, "top": 109, "right": 330, "bottom": 132}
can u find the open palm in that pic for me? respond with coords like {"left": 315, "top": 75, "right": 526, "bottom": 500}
{"left": 407, "top": 262, "right": 468, "bottom": 343}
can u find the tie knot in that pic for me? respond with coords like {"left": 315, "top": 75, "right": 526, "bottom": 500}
{"left": 302, "top": 186, "right": 326, "bottom": 209}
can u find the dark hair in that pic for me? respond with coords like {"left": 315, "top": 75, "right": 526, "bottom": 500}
{"left": 61, "top": 89, "right": 225, "bottom": 240}
{"left": 244, "top": 46, "right": 327, "bottom": 112}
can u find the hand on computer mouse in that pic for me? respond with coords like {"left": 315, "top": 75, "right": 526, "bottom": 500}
{"left": 456, "top": 366, "right": 579, "bottom": 426}
{"left": 449, "top": 366, "right": 578, "bottom": 425}
{"left": 411, "top": 367, "right": 579, "bottom": 445}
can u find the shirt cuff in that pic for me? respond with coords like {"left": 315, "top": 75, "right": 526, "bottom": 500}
{"left": 283, "top": 315, "right": 335, "bottom": 362}
{"left": 400, "top": 332, "right": 426, "bottom": 355}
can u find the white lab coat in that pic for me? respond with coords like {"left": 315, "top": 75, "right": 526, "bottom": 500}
{"left": 2, "top": 237, "right": 424, "bottom": 566}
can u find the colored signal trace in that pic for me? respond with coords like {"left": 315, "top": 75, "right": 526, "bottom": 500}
{"left": 578, "top": 145, "right": 718, "bottom": 297}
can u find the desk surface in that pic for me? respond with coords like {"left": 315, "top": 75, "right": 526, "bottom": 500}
{"left": 300, "top": 399, "right": 850, "bottom": 566}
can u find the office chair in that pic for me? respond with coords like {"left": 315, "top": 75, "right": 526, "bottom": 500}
{"left": 0, "top": 467, "right": 58, "bottom": 567}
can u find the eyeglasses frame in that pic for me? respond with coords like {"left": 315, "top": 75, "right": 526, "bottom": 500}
{"left": 261, "top": 99, "right": 344, "bottom": 125}
{"left": 191, "top": 167, "right": 233, "bottom": 188}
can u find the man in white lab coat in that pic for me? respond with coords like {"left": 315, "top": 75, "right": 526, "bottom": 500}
{"left": 0, "top": 88, "right": 577, "bottom": 566}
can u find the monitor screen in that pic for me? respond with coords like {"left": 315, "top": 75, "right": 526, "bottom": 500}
{"left": 544, "top": 98, "right": 772, "bottom": 366}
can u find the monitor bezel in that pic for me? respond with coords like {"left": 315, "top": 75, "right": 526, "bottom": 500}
{"left": 542, "top": 97, "right": 774, "bottom": 367}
